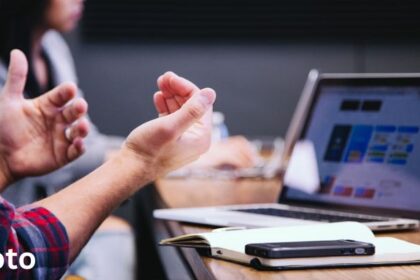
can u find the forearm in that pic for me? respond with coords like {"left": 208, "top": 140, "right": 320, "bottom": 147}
{"left": 0, "top": 157, "right": 13, "bottom": 192}
{"left": 33, "top": 150, "right": 151, "bottom": 261}
{"left": 0, "top": 172, "right": 8, "bottom": 192}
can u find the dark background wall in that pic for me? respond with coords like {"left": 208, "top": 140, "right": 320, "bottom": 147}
{"left": 64, "top": 0, "right": 420, "bottom": 139}
{"left": 67, "top": 32, "right": 420, "bottom": 138}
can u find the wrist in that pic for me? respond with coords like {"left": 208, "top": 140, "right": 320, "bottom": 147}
{"left": 111, "top": 148, "right": 156, "bottom": 193}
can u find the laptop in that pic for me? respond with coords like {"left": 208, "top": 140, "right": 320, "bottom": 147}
{"left": 154, "top": 70, "right": 420, "bottom": 231}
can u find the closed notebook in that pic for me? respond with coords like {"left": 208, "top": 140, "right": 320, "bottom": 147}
{"left": 160, "top": 222, "right": 420, "bottom": 270}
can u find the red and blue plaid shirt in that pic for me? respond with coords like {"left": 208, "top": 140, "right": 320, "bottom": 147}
{"left": 0, "top": 197, "right": 69, "bottom": 279}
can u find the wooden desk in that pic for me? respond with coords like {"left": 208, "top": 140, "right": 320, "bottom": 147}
{"left": 153, "top": 178, "right": 420, "bottom": 280}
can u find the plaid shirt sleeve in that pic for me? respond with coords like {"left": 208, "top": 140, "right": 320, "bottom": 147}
{"left": 0, "top": 197, "right": 69, "bottom": 280}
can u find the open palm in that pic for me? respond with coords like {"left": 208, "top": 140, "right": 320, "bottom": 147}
{"left": 0, "top": 50, "right": 89, "bottom": 183}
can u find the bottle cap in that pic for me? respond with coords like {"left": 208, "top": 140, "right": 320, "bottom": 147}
{"left": 212, "top": 111, "right": 225, "bottom": 125}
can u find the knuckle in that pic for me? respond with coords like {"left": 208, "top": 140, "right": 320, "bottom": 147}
{"left": 11, "top": 71, "right": 26, "bottom": 82}
{"left": 187, "top": 103, "right": 204, "bottom": 120}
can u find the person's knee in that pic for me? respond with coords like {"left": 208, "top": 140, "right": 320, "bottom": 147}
{"left": 68, "top": 220, "right": 136, "bottom": 280}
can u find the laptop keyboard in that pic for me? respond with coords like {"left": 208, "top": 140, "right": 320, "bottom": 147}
{"left": 234, "top": 208, "right": 390, "bottom": 223}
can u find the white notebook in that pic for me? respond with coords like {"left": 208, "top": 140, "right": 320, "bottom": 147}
{"left": 160, "top": 222, "right": 420, "bottom": 270}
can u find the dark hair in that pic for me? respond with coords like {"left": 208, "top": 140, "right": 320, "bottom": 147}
{"left": 0, "top": 0, "right": 50, "bottom": 97}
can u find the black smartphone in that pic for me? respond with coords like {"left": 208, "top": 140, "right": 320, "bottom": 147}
{"left": 245, "top": 239, "right": 375, "bottom": 259}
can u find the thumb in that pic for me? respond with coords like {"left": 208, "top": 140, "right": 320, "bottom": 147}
{"left": 3, "top": 49, "right": 28, "bottom": 98}
{"left": 166, "top": 88, "right": 216, "bottom": 137}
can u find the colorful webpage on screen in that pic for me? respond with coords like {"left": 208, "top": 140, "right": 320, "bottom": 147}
{"left": 286, "top": 86, "right": 420, "bottom": 212}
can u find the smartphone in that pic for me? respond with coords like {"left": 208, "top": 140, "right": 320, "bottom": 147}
{"left": 245, "top": 239, "right": 375, "bottom": 259}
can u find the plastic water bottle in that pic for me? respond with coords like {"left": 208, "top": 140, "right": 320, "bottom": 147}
{"left": 212, "top": 112, "right": 229, "bottom": 142}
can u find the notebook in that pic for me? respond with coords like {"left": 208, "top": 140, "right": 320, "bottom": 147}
{"left": 160, "top": 222, "right": 420, "bottom": 270}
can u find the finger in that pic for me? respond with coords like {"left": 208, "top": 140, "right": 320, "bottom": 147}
{"left": 229, "top": 137, "right": 259, "bottom": 165}
{"left": 174, "top": 94, "right": 188, "bottom": 107}
{"left": 214, "top": 147, "right": 254, "bottom": 169}
{"left": 165, "top": 88, "right": 216, "bottom": 137}
{"left": 66, "top": 118, "right": 90, "bottom": 142}
{"left": 153, "top": 91, "right": 169, "bottom": 116}
{"left": 158, "top": 74, "right": 185, "bottom": 112}
{"left": 158, "top": 72, "right": 199, "bottom": 99}
{"left": 216, "top": 158, "right": 248, "bottom": 169}
{"left": 62, "top": 98, "right": 88, "bottom": 124}
{"left": 67, "top": 137, "right": 85, "bottom": 161}
{"left": 157, "top": 72, "right": 175, "bottom": 98}
{"left": 39, "top": 83, "right": 78, "bottom": 109}
{"left": 169, "top": 74, "right": 200, "bottom": 98}
{"left": 165, "top": 97, "right": 180, "bottom": 113}
{"left": 3, "top": 49, "right": 28, "bottom": 97}
{"left": 235, "top": 151, "right": 255, "bottom": 167}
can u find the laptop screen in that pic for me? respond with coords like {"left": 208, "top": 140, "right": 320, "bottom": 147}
{"left": 282, "top": 76, "right": 420, "bottom": 219}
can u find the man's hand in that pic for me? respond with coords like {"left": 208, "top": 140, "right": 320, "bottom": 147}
{"left": 0, "top": 50, "right": 89, "bottom": 187}
{"left": 121, "top": 72, "right": 216, "bottom": 180}
{"left": 34, "top": 72, "right": 214, "bottom": 261}
{"left": 190, "top": 136, "right": 259, "bottom": 170}
{"left": 154, "top": 73, "right": 257, "bottom": 170}
{"left": 153, "top": 71, "right": 199, "bottom": 116}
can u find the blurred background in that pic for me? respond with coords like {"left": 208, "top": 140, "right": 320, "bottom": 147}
{"left": 65, "top": 0, "right": 420, "bottom": 138}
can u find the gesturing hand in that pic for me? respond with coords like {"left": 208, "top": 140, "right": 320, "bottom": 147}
{"left": 0, "top": 50, "right": 89, "bottom": 186}
{"left": 153, "top": 71, "right": 200, "bottom": 116}
{"left": 155, "top": 72, "right": 258, "bottom": 170}
{"left": 122, "top": 72, "right": 216, "bottom": 180}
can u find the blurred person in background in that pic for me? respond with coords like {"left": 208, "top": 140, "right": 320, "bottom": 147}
{"left": 0, "top": 1, "right": 135, "bottom": 278}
